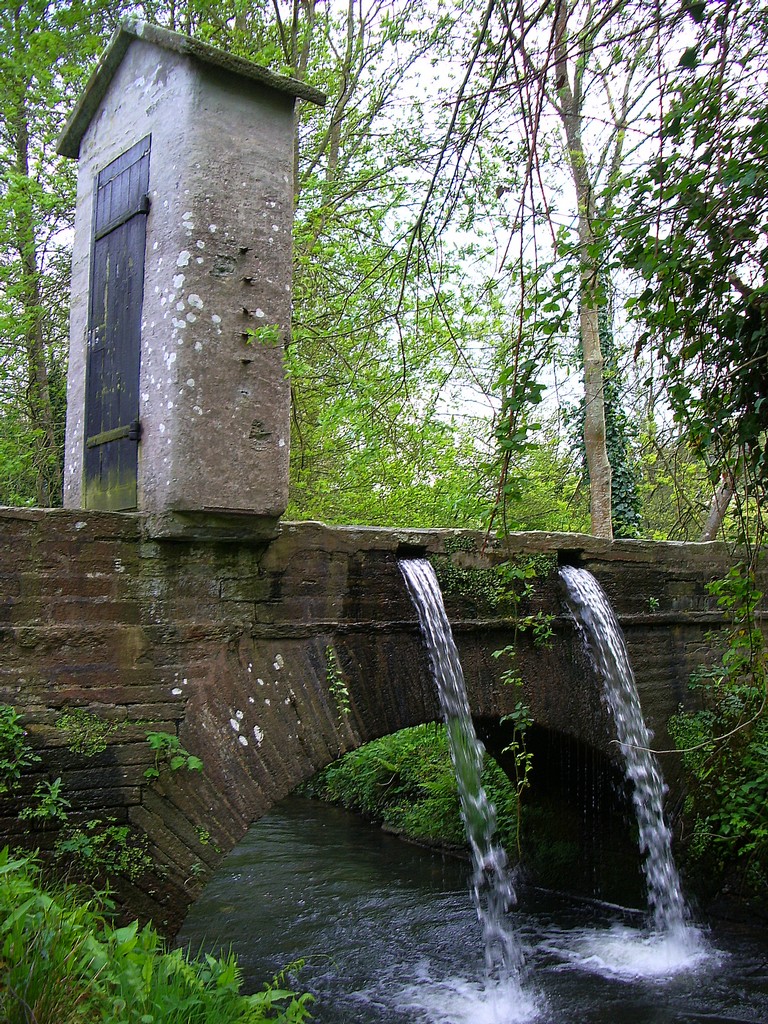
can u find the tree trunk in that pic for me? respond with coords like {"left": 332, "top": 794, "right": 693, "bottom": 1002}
{"left": 13, "top": 90, "right": 61, "bottom": 507}
{"left": 554, "top": 2, "right": 613, "bottom": 539}
{"left": 700, "top": 472, "right": 734, "bottom": 541}
{"left": 582, "top": 298, "right": 613, "bottom": 537}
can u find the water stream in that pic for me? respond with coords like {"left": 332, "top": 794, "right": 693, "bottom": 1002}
{"left": 399, "top": 558, "right": 524, "bottom": 997}
{"left": 178, "top": 796, "right": 767, "bottom": 1023}
{"left": 560, "top": 565, "right": 692, "bottom": 939}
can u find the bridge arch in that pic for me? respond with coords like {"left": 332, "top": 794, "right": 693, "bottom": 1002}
{"left": 0, "top": 508, "right": 745, "bottom": 933}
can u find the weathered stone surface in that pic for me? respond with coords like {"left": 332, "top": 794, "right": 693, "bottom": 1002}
{"left": 0, "top": 507, "right": 760, "bottom": 934}
{"left": 61, "top": 24, "right": 324, "bottom": 531}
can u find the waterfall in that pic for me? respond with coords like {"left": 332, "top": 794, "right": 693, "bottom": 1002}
{"left": 560, "top": 565, "right": 689, "bottom": 935}
{"left": 399, "top": 558, "right": 524, "bottom": 985}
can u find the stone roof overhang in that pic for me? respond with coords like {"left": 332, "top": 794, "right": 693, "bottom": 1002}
{"left": 58, "top": 18, "right": 326, "bottom": 159}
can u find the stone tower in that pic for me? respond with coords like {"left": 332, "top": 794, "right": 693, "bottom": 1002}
{"left": 58, "top": 20, "right": 324, "bottom": 539}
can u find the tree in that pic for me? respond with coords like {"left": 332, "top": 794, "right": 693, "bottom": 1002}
{"left": 140, "top": 1, "right": 498, "bottom": 527}
{"left": 610, "top": 2, "right": 768, "bottom": 895}
{"left": 0, "top": 0, "right": 500, "bottom": 524}
{"left": 220, "top": 1, "right": 499, "bottom": 526}
{"left": 412, "top": 0, "right": 676, "bottom": 538}
{"left": 618, "top": 0, "right": 768, "bottom": 550}
{"left": 0, "top": 2, "right": 117, "bottom": 506}
{"left": 551, "top": 0, "right": 614, "bottom": 538}
{"left": 284, "top": 1, "right": 501, "bottom": 526}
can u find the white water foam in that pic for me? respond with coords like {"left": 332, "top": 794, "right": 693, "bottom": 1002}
{"left": 544, "top": 922, "right": 713, "bottom": 981}
{"left": 394, "top": 969, "right": 542, "bottom": 1024}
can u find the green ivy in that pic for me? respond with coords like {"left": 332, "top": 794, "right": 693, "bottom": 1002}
{"left": 431, "top": 553, "right": 556, "bottom": 622}
{"left": 567, "top": 298, "right": 642, "bottom": 538}
{"left": 443, "top": 534, "right": 478, "bottom": 555}
{"left": 430, "top": 559, "right": 508, "bottom": 611}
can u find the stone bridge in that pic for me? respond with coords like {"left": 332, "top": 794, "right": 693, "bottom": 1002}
{"left": 0, "top": 507, "right": 750, "bottom": 933}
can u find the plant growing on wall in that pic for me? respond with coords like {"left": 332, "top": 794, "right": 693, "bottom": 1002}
{"left": 0, "top": 703, "right": 163, "bottom": 890}
{"left": 143, "top": 731, "right": 203, "bottom": 781}
{"left": 669, "top": 564, "right": 768, "bottom": 894}
{"left": 0, "top": 704, "right": 40, "bottom": 795}
{"left": 19, "top": 777, "right": 71, "bottom": 824}
{"left": 326, "top": 646, "right": 351, "bottom": 722}
{"left": 56, "top": 708, "right": 117, "bottom": 756}
{"left": 500, "top": 701, "right": 534, "bottom": 861}
{"left": 499, "top": 555, "right": 557, "bottom": 645}
{"left": 431, "top": 552, "right": 557, "bottom": 626}
{"left": 55, "top": 818, "right": 154, "bottom": 883}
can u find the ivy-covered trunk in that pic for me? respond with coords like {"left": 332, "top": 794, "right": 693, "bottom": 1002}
{"left": 580, "top": 277, "right": 613, "bottom": 539}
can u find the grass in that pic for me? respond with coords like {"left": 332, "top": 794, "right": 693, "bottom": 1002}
{"left": 0, "top": 848, "right": 313, "bottom": 1024}
{"left": 301, "top": 723, "right": 521, "bottom": 853}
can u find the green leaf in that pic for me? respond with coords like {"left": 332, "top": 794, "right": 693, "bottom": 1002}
{"left": 0, "top": 854, "right": 28, "bottom": 876}
{"left": 683, "top": 1, "right": 707, "bottom": 23}
{"left": 112, "top": 920, "right": 139, "bottom": 947}
{"left": 678, "top": 46, "right": 699, "bottom": 70}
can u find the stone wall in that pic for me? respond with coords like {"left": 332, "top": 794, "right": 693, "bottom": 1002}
{"left": 0, "top": 507, "right": 753, "bottom": 933}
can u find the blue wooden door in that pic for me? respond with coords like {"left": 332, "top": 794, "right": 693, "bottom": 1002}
{"left": 84, "top": 136, "right": 151, "bottom": 510}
